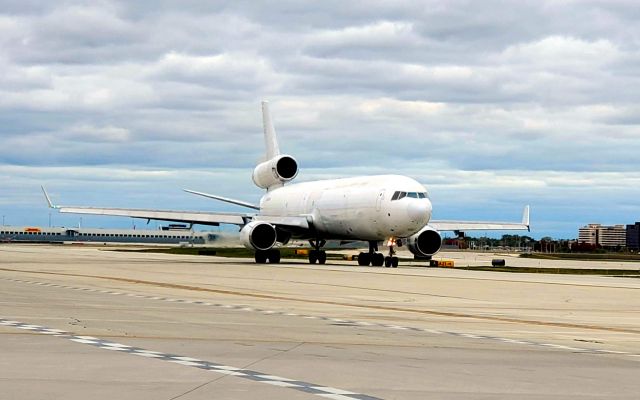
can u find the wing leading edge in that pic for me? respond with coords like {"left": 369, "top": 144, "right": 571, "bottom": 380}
{"left": 42, "top": 186, "right": 310, "bottom": 229}
{"left": 429, "top": 205, "right": 530, "bottom": 232}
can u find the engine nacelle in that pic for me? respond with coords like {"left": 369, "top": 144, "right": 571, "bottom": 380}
{"left": 252, "top": 155, "right": 299, "bottom": 189}
{"left": 240, "top": 221, "right": 277, "bottom": 251}
{"left": 407, "top": 226, "right": 442, "bottom": 257}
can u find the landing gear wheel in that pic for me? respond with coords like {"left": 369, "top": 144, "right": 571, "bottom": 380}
{"left": 384, "top": 256, "right": 392, "bottom": 268}
{"left": 255, "top": 250, "right": 267, "bottom": 264}
{"left": 358, "top": 252, "right": 370, "bottom": 266}
{"left": 268, "top": 249, "right": 281, "bottom": 264}
{"left": 309, "top": 250, "right": 318, "bottom": 264}
{"left": 372, "top": 253, "right": 385, "bottom": 267}
{"left": 391, "top": 256, "right": 399, "bottom": 268}
{"left": 318, "top": 250, "right": 327, "bottom": 265}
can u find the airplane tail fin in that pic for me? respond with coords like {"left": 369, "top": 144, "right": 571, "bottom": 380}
{"left": 261, "top": 101, "right": 280, "bottom": 160}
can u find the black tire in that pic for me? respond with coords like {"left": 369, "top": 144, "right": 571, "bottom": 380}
{"left": 309, "top": 250, "right": 318, "bottom": 264}
{"left": 372, "top": 253, "right": 384, "bottom": 267}
{"left": 318, "top": 251, "right": 327, "bottom": 265}
{"left": 268, "top": 249, "right": 281, "bottom": 264}
{"left": 255, "top": 251, "right": 267, "bottom": 264}
{"left": 384, "top": 256, "right": 392, "bottom": 268}
{"left": 391, "top": 257, "right": 399, "bottom": 268}
{"left": 358, "top": 252, "right": 370, "bottom": 266}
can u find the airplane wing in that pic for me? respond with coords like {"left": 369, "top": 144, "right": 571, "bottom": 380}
{"left": 42, "top": 186, "right": 310, "bottom": 229}
{"left": 55, "top": 206, "right": 250, "bottom": 226}
{"left": 429, "top": 205, "right": 530, "bottom": 232}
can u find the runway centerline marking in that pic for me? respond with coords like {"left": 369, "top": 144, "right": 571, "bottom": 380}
{"left": 0, "top": 318, "right": 382, "bottom": 400}
{"left": 2, "top": 277, "right": 638, "bottom": 361}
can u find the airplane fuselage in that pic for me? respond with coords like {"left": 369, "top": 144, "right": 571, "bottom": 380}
{"left": 259, "top": 175, "right": 432, "bottom": 240}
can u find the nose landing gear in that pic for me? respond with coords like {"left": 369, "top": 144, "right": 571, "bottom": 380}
{"left": 384, "top": 239, "right": 399, "bottom": 268}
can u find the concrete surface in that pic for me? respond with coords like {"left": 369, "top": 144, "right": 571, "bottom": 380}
{"left": 0, "top": 244, "right": 638, "bottom": 399}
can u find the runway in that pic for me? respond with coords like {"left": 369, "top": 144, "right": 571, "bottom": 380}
{"left": 1, "top": 245, "right": 638, "bottom": 399}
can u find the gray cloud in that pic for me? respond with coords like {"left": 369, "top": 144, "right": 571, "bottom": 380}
{"left": 1, "top": 1, "right": 639, "bottom": 238}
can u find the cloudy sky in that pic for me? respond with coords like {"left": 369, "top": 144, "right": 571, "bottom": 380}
{"left": 1, "top": 0, "right": 639, "bottom": 238}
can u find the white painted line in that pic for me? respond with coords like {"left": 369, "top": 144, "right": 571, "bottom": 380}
{"left": 254, "top": 374, "right": 297, "bottom": 382}
{"left": 102, "top": 342, "right": 131, "bottom": 348}
{"left": 214, "top": 365, "right": 243, "bottom": 371}
{"left": 212, "top": 370, "right": 247, "bottom": 376}
{"left": 263, "top": 380, "right": 301, "bottom": 388}
{"left": 169, "top": 360, "right": 205, "bottom": 367}
{"left": 70, "top": 338, "right": 98, "bottom": 344}
{"left": 317, "top": 394, "right": 361, "bottom": 400}
{"left": 100, "top": 346, "right": 129, "bottom": 351}
{"left": 171, "top": 356, "right": 203, "bottom": 362}
{"left": 6, "top": 276, "right": 638, "bottom": 364}
{"left": 133, "top": 352, "right": 165, "bottom": 358}
{"left": 311, "top": 386, "right": 357, "bottom": 395}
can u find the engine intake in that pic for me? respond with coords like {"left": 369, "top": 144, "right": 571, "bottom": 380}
{"left": 240, "top": 221, "right": 277, "bottom": 251}
{"left": 407, "top": 226, "right": 442, "bottom": 257}
{"left": 252, "top": 155, "right": 299, "bottom": 189}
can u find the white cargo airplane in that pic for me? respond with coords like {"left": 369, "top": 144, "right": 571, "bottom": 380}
{"left": 43, "top": 101, "right": 529, "bottom": 267}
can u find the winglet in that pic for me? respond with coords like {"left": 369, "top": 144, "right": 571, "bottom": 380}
{"left": 522, "top": 205, "right": 530, "bottom": 231}
{"left": 41, "top": 186, "right": 58, "bottom": 209}
{"left": 261, "top": 100, "right": 280, "bottom": 160}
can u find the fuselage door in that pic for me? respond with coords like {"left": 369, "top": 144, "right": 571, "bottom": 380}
{"left": 376, "top": 189, "right": 385, "bottom": 211}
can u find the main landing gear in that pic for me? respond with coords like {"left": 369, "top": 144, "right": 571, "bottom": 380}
{"left": 358, "top": 241, "right": 399, "bottom": 267}
{"left": 254, "top": 249, "right": 281, "bottom": 264}
{"left": 358, "top": 241, "right": 385, "bottom": 266}
{"left": 308, "top": 239, "right": 327, "bottom": 264}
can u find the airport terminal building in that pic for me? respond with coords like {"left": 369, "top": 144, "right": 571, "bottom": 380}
{"left": 0, "top": 226, "right": 223, "bottom": 246}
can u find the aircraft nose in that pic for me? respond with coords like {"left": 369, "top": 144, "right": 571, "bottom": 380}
{"left": 407, "top": 199, "right": 432, "bottom": 222}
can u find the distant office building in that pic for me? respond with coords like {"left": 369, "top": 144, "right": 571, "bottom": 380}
{"left": 599, "top": 225, "right": 626, "bottom": 247}
{"left": 578, "top": 224, "right": 626, "bottom": 248}
{"left": 578, "top": 224, "right": 600, "bottom": 245}
{"left": 627, "top": 222, "right": 640, "bottom": 251}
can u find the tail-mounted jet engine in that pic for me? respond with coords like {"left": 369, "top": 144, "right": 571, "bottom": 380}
{"left": 252, "top": 155, "right": 298, "bottom": 189}
{"left": 407, "top": 226, "right": 442, "bottom": 257}
{"left": 240, "top": 221, "right": 277, "bottom": 251}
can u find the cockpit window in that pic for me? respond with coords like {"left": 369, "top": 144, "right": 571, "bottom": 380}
{"left": 392, "top": 191, "right": 429, "bottom": 200}
{"left": 391, "top": 191, "right": 407, "bottom": 200}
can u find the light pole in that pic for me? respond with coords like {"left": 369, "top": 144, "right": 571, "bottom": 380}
{"left": 2, "top": 215, "right": 4, "bottom": 226}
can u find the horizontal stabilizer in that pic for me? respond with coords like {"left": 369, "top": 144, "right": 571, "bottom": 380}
{"left": 183, "top": 189, "right": 260, "bottom": 210}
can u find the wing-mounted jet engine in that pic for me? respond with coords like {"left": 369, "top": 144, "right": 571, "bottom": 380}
{"left": 239, "top": 221, "right": 281, "bottom": 263}
{"left": 406, "top": 225, "right": 442, "bottom": 259}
